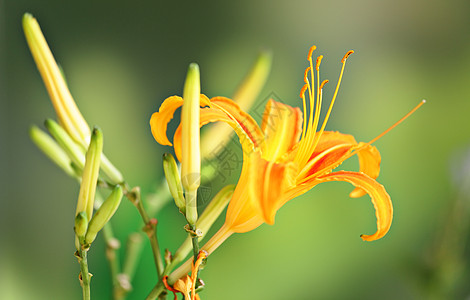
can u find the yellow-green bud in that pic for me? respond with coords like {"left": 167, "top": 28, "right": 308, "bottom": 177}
{"left": 44, "top": 119, "right": 85, "bottom": 169}
{"left": 23, "top": 14, "right": 123, "bottom": 185}
{"left": 163, "top": 153, "right": 185, "bottom": 214}
{"left": 76, "top": 127, "right": 103, "bottom": 220}
{"left": 181, "top": 63, "right": 201, "bottom": 225}
{"left": 201, "top": 50, "right": 272, "bottom": 159}
{"left": 172, "top": 185, "right": 234, "bottom": 263}
{"left": 100, "top": 154, "right": 124, "bottom": 185}
{"left": 197, "top": 184, "right": 234, "bottom": 234}
{"left": 29, "top": 125, "right": 76, "bottom": 177}
{"left": 85, "top": 185, "right": 122, "bottom": 244}
{"left": 232, "top": 50, "right": 272, "bottom": 109}
{"left": 23, "top": 13, "right": 91, "bottom": 146}
{"left": 74, "top": 211, "right": 88, "bottom": 238}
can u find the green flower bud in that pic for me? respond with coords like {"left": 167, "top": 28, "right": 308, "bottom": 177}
{"left": 29, "top": 125, "right": 76, "bottom": 177}
{"left": 172, "top": 184, "right": 234, "bottom": 262}
{"left": 23, "top": 13, "right": 91, "bottom": 146}
{"left": 76, "top": 127, "right": 103, "bottom": 220}
{"left": 197, "top": 184, "right": 235, "bottom": 234}
{"left": 44, "top": 119, "right": 85, "bottom": 169}
{"left": 201, "top": 50, "right": 272, "bottom": 159}
{"left": 85, "top": 185, "right": 123, "bottom": 244}
{"left": 163, "top": 153, "right": 185, "bottom": 214}
{"left": 181, "top": 63, "right": 201, "bottom": 225}
{"left": 74, "top": 211, "right": 88, "bottom": 238}
{"left": 100, "top": 154, "right": 124, "bottom": 184}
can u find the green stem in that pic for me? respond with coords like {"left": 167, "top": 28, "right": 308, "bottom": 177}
{"left": 125, "top": 186, "right": 165, "bottom": 278}
{"left": 190, "top": 225, "right": 200, "bottom": 264}
{"left": 122, "top": 233, "right": 144, "bottom": 281}
{"left": 145, "top": 281, "right": 165, "bottom": 300}
{"left": 102, "top": 223, "right": 120, "bottom": 284}
{"left": 145, "top": 255, "right": 184, "bottom": 300}
{"left": 78, "top": 247, "right": 91, "bottom": 300}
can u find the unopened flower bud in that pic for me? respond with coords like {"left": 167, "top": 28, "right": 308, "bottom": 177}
{"left": 44, "top": 119, "right": 85, "bottom": 169}
{"left": 201, "top": 50, "right": 272, "bottom": 159}
{"left": 29, "top": 125, "right": 75, "bottom": 177}
{"left": 100, "top": 155, "right": 124, "bottom": 184}
{"left": 181, "top": 63, "right": 201, "bottom": 225}
{"left": 172, "top": 185, "right": 234, "bottom": 263}
{"left": 163, "top": 153, "right": 185, "bottom": 214}
{"left": 85, "top": 185, "right": 122, "bottom": 244}
{"left": 196, "top": 184, "right": 234, "bottom": 234}
{"left": 23, "top": 14, "right": 124, "bottom": 185}
{"left": 74, "top": 211, "right": 88, "bottom": 238}
{"left": 23, "top": 13, "right": 90, "bottom": 146}
{"left": 76, "top": 127, "right": 103, "bottom": 221}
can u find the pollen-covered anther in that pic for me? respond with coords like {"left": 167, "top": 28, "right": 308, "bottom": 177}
{"left": 315, "top": 55, "right": 324, "bottom": 71}
{"left": 304, "top": 66, "right": 311, "bottom": 84}
{"left": 308, "top": 45, "right": 316, "bottom": 61}
{"left": 341, "top": 50, "right": 354, "bottom": 63}
{"left": 300, "top": 84, "right": 308, "bottom": 98}
{"left": 320, "top": 80, "right": 329, "bottom": 90}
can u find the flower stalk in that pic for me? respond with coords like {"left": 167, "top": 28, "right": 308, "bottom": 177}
{"left": 124, "top": 186, "right": 164, "bottom": 278}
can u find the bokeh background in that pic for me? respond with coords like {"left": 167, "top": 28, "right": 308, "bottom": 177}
{"left": 2, "top": 0, "right": 470, "bottom": 299}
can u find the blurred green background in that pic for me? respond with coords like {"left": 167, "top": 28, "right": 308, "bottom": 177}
{"left": 2, "top": 0, "right": 470, "bottom": 299}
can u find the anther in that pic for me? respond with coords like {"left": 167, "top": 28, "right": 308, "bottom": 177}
{"left": 316, "top": 55, "right": 324, "bottom": 71}
{"left": 304, "top": 67, "right": 311, "bottom": 84}
{"left": 341, "top": 50, "right": 354, "bottom": 63}
{"left": 308, "top": 45, "right": 316, "bottom": 61}
{"left": 300, "top": 84, "right": 308, "bottom": 98}
{"left": 320, "top": 80, "right": 329, "bottom": 89}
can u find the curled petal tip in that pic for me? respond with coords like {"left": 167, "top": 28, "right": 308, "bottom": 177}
{"left": 360, "top": 234, "right": 378, "bottom": 242}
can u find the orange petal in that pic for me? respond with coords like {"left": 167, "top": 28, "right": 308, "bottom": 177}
{"left": 311, "top": 131, "right": 357, "bottom": 155}
{"left": 260, "top": 99, "right": 303, "bottom": 161}
{"left": 173, "top": 97, "right": 263, "bottom": 161}
{"left": 317, "top": 171, "right": 392, "bottom": 241}
{"left": 349, "top": 143, "right": 381, "bottom": 198}
{"left": 224, "top": 151, "right": 265, "bottom": 233}
{"left": 297, "top": 131, "right": 361, "bottom": 183}
{"left": 248, "top": 151, "right": 297, "bottom": 224}
{"left": 150, "top": 95, "right": 211, "bottom": 146}
{"left": 297, "top": 143, "right": 353, "bottom": 184}
{"left": 150, "top": 95, "right": 183, "bottom": 146}
{"left": 210, "top": 97, "right": 264, "bottom": 150}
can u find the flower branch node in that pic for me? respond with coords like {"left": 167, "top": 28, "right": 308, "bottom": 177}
{"left": 143, "top": 218, "right": 158, "bottom": 236}
{"left": 184, "top": 224, "right": 203, "bottom": 237}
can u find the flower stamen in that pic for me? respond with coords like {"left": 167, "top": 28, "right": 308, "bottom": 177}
{"left": 308, "top": 51, "right": 354, "bottom": 158}
{"left": 295, "top": 50, "right": 354, "bottom": 168}
{"left": 367, "top": 99, "right": 426, "bottom": 145}
{"left": 300, "top": 84, "right": 308, "bottom": 141}
{"left": 348, "top": 99, "right": 426, "bottom": 158}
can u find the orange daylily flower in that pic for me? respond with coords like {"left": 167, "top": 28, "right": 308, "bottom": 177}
{"left": 163, "top": 251, "right": 207, "bottom": 300}
{"left": 151, "top": 46, "right": 424, "bottom": 260}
